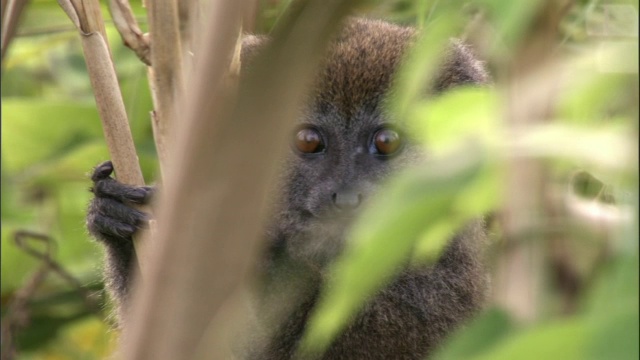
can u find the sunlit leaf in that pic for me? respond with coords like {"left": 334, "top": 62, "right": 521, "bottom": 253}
{"left": 407, "top": 87, "right": 501, "bottom": 154}
{"left": 414, "top": 160, "right": 503, "bottom": 263}
{"left": 502, "top": 123, "right": 636, "bottom": 172}
{"left": 389, "top": 11, "right": 463, "bottom": 118}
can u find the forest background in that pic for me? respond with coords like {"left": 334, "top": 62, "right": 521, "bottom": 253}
{"left": 1, "top": 0, "right": 638, "bottom": 359}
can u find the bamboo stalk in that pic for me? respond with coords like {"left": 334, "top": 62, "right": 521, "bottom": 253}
{"left": 57, "top": 0, "right": 150, "bottom": 271}
{"left": 1, "top": 0, "right": 28, "bottom": 62}
{"left": 145, "top": 0, "right": 185, "bottom": 175}
{"left": 108, "top": 0, "right": 151, "bottom": 65}
{"left": 493, "top": 0, "right": 575, "bottom": 323}
{"left": 120, "top": 0, "right": 361, "bottom": 358}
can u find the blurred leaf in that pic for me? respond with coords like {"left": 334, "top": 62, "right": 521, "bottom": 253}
{"left": 53, "top": 316, "right": 116, "bottom": 358}
{"left": 19, "top": 0, "right": 79, "bottom": 31}
{"left": 0, "top": 168, "right": 38, "bottom": 222}
{"left": 14, "top": 313, "right": 89, "bottom": 351}
{"left": 3, "top": 33, "right": 77, "bottom": 71}
{"left": 414, "top": 160, "right": 503, "bottom": 262}
{"left": 26, "top": 282, "right": 103, "bottom": 310}
{"left": 571, "top": 170, "right": 607, "bottom": 200}
{"left": 412, "top": 217, "right": 464, "bottom": 263}
{"left": 9, "top": 284, "right": 102, "bottom": 351}
{"left": 268, "top": 0, "right": 295, "bottom": 33}
{"left": 505, "top": 123, "right": 636, "bottom": 173}
{"left": 390, "top": 10, "right": 463, "bottom": 118}
{"left": 586, "top": 310, "right": 639, "bottom": 360}
{"left": 18, "top": 316, "right": 117, "bottom": 359}
{"left": 472, "top": 319, "right": 589, "bottom": 360}
{"left": 301, "top": 147, "right": 487, "bottom": 354}
{"left": 24, "top": 142, "right": 110, "bottom": 187}
{"left": 556, "top": 42, "right": 638, "bottom": 124}
{"left": 118, "top": 66, "right": 155, "bottom": 146}
{"left": 408, "top": 87, "right": 500, "bottom": 154}
{"left": 2, "top": 98, "right": 156, "bottom": 182}
{"left": 1, "top": 227, "right": 41, "bottom": 293}
{"left": 1, "top": 180, "right": 102, "bottom": 294}
{"left": 433, "top": 307, "right": 515, "bottom": 360}
{"left": 585, "top": 254, "right": 639, "bottom": 320}
{"left": 1, "top": 100, "right": 103, "bottom": 173}
{"left": 558, "top": 71, "right": 630, "bottom": 124}
{"left": 54, "top": 183, "right": 104, "bottom": 274}
{"left": 480, "top": 0, "right": 543, "bottom": 52}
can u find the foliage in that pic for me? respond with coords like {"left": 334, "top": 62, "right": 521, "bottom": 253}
{"left": 1, "top": 1, "right": 154, "bottom": 358}
{"left": 1, "top": 0, "right": 638, "bottom": 359}
{"left": 300, "top": 0, "right": 639, "bottom": 358}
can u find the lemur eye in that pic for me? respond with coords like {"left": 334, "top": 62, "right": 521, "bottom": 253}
{"left": 294, "top": 127, "right": 325, "bottom": 154}
{"left": 372, "top": 128, "right": 401, "bottom": 155}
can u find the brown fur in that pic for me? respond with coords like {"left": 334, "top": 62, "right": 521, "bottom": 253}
{"left": 241, "top": 18, "right": 489, "bottom": 359}
{"left": 88, "top": 17, "right": 490, "bottom": 360}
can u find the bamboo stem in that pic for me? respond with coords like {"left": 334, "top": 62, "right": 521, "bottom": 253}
{"left": 145, "top": 0, "right": 185, "bottom": 175}
{"left": 57, "top": 0, "right": 150, "bottom": 271}
{"left": 493, "top": 0, "right": 575, "bottom": 323}
{"left": 121, "top": 0, "right": 361, "bottom": 358}
{"left": 1, "top": 0, "right": 28, "bottom": 62}
{"left": 108, "top": 0, "right": 151, "bottom": 65}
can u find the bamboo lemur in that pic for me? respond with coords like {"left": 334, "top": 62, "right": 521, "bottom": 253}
{"left": 87, "top": 18, "right": 489, "bottom": 359}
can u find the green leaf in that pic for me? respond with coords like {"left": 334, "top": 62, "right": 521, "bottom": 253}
{"left": 25, "top": 142, "right": 110, "bottom": 187}
{"left": 389, "top": 11, "right": 463, "bottom": 118}
{"left": 1, "top": 227, "right": 41, "bottom": 293}
{"left": 433, "top": 308, "right": 515, "bottom": 360}
{"left": 14, "top": 313, "right": 90, "bottom": 351}
{"left": 584, "top": 254, "right": 639, "bottom": 321}
{"left": 473, "top": 319, "right": 589, "bottom": 360}
{"left": 300, "top": 147, "right": 486, "bottom": 354}
{"left": 558, "top": 71, "right": 631, "bottom": 124}
{"left": 407, "top": 87, "right": 501, "bottom": 156}
{"left": 1, "top": 100, "right": 103, "bottom": 173}
{"left": 479, "top": 0, "right": 543, "bottom": 52}
{"left": 414, "top": 160, "right": 503, "bottom": 263}
{"left": 586, "top": 310, "right": 639, "bottom": 360}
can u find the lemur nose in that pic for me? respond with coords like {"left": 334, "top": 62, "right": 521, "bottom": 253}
{"left": 332, "top": 189, "right": 362, "bottom": 211}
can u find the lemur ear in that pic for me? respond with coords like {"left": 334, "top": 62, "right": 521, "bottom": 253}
{"left": 431, "top": 40, "right": 490, "bottom": 92}
{"left": 240, "top": 35, "right": 270, "bottom": 67}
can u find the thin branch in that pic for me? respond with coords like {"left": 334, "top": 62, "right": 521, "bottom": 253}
{"left": 120, "top": 0, "right": 362, "bottom": 359}
{"left": 13, "top": 230, "right": 103, "bottom": 315}
{"left": 242, "top": 0, "right": 260, "bottom": 33}
{"left": 1, "top": 0, "right": 29, "bottom": 63}
{"left": 493, "top": 0, "right": 575, "bottom": 323}
{"left": 121, "top": 3, "right": 244, "bottom": 359}
{"left": 145, "top": 0, "right": 185, "bottom": 176}
{"left": 108, "top": 0, "right": 151, "bottom": 65}
{"left": 13, "top": 17, "right": 148, "bottom": 38}
{"left": 1, "top": 0, "right": 7, "bottom": 18}
{"left": 1, "top": 231, "right": 103, "bottom": 360}
{"left": 177, "top": 0, "right": 194, "bottom": 53}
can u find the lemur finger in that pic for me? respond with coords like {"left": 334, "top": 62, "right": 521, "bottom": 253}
{"left": 90, "top": 160, "right": 154, "bottom": 204}
{"left": 90, "top": 197, "right": 150, "bottom": 228}
{"left": 91, "top": 161, "right": 115, "bottom": 182}
{"left": 92, "top": 178, "right": 154, "bottom": 204}
{"left": 87, "top": 211, "right": 139, "bottom": 242}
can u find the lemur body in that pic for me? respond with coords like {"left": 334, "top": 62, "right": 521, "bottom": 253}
{"left": 87, "top": 18, "right": 489, "bottom": 359}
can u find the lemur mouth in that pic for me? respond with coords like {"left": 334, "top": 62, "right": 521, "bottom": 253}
{"left": 308, "top": 207, "right": 360, "bottom": 222}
